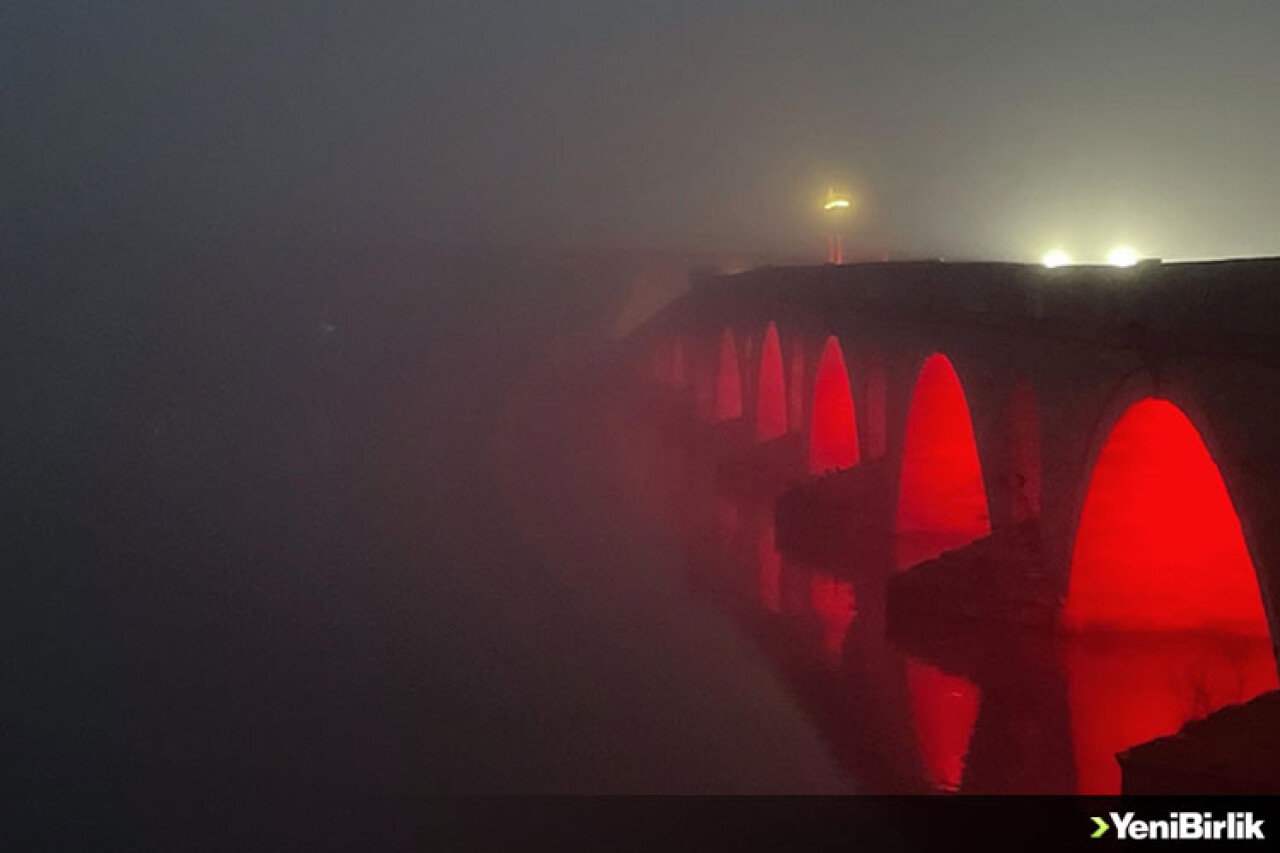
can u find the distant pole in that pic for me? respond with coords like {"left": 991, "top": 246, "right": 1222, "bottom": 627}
{"left": 828, "top": 234, "right": 843, "bottom": 265}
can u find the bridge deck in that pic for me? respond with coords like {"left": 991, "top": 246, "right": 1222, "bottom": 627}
{"left": 686, "top": 258, "right": 1280, "bottom": 361}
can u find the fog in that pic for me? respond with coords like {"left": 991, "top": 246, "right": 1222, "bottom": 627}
{"left": 7, "top": 3, "right": 1280, "bottom": 844}
{"left": 8, "top": 2, "right": 1280, "bottom": 261}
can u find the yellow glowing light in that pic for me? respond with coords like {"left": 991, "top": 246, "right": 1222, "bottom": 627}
{"left": 1042, "top": 249, "right": 1071, "bottom": 268}
{"left": 1107, "top": 246, "right": 1139, "bottom": 267}
{"left": 823, "top": 187, "right": 852, "bottom": 212}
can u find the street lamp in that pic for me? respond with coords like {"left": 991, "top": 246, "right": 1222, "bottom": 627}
{"left": 823, "top": 187, "right": 853, "bottom": 264}
{"left": 1042, "top": 249, "right": 1071, "bottom": 268}
{"left": 1107, "top": 245, "right": 1139, "bottom": 267}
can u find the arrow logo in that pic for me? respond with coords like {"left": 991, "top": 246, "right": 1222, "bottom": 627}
{"left": 1091, "top": 816, "right": 1110, "bottom": 839}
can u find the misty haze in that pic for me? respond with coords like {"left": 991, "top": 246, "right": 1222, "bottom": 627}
{"left": 7, "top": 2, "right": 1280, "bottom": 848}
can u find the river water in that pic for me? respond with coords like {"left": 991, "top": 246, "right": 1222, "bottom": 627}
{"left": 598, "top": 366, "right": 1278, "bottom": 795}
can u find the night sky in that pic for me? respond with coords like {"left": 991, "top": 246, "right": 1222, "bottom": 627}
{"left": 8, "top": 2, "right": 1280, "bottom": 260}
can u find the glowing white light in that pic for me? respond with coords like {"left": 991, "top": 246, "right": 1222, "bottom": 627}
{"left": 1042, "top": 249, "right": 1071, "bottom": 268}
{"left": 1107, "top": 246, "right": 1139, "bottom": 267}
{"left": 823, "top": 198, "right": 851, "bottom": 211}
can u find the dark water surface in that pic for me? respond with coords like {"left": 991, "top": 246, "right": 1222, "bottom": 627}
{"left": 10, "top": 244, "right": 1275, "bottom": 846}
{"left": 610, "top": 369, "right": 1277, "bottom": 797}
{"left": 6, "top": 246, "right": 849, "bottom": 844}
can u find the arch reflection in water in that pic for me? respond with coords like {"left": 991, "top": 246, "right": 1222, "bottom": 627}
{"left": 1067, "top": 633, "right": 1277, "bottom": 794}
{"left": 896, "top": 353, "right": 990, "bottom": 567}
{"left": 907, "top": 659, "right": 981, "bottom": 792}
{"left": 809, "top": 571, "right": 856, "bottom": 666}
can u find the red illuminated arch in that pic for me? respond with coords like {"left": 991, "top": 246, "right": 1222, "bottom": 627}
{"left": 714, "top": 328, "right": 743, "bottom": 422}
{"left": 808, "top": 336, "right": 859, "bottom": 474}
{"left": 896, "top": 354, "right": 991, "bottom": 566}
{"left": 787, "top": 339, "right": 806, "bottom": 434}
{"left": 755, "top": 322, "right": 787, "bottom": 442}
{"left": 1065, "top": 397, "right": 1277, "bottom": 794}
{"left": 1066, "top": 397, "right": 1270, "bottom": 635}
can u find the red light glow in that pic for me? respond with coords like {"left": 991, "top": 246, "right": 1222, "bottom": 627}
{"left": 810, "top": 571, "right": 856, "bottom": 665}
{"left": 1067, "top": 633, "right": 1278, "bottom": 794}
{"left": 755, "top": 322, "right": 787, "bottom": 442}
{"left": 714, "top": 329, "right": 743, "bottom": 422}
{"left": 908, "top": 659, "right": 980, "bottom": 792}
{"left": 896, "top": 354, "right": 991, "bottom": 563}
{"left": 1066, "top": 398, "right": 1271, "bottom": 635}
{"left": 808, "top": 336, "right": 859, "bottom": 474}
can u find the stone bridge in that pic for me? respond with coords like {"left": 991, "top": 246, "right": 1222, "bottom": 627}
{"left": 637, "top": 258, "right": 1280, "bottom": 661}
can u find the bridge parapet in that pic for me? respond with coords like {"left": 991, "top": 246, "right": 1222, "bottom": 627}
{"left": 680, "top": 258, "right": 1280, "bottom": 360}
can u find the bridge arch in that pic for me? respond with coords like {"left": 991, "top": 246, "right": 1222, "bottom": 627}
{"left": 808, "top": 335, "right": 859, "bottom": 474}
{"left": 896, "top": 353, "right": 991, "bottom": 565}
{"left": 714, "top": 328, "right": 743, "bottom": 422}
{"left": 1064, "top": 387, "right": 1278, "bottom": 793}
{"left": 1066, "top": 395, "right": 1271, "bottom": 636}
{"left": 755, "top": 322, "right": 787, "bottom": 442}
